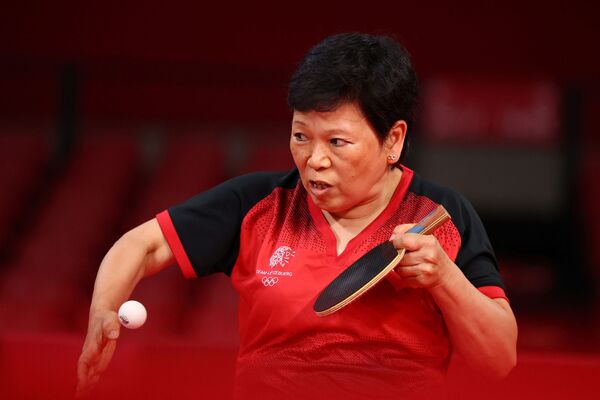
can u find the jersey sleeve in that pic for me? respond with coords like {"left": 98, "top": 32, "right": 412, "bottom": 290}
{"left": 156, "top": 178, "right": 244, "bottom": 278}
{"left": 156, "top": 172, "right": 291, "bottom": 278}
{"left": 409, "top": 173, "right": 508, "bottom": 299}
{"left": 450, "top": 192, "right": 507, "bottom": 298}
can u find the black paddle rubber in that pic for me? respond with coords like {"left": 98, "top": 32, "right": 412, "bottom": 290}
{"left": 313, "top": 241, "right": 399, "bottom": 315}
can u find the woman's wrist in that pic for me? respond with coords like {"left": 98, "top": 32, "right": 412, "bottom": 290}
{"left": 427, "top": 260, "right": 464, "bottom": 298}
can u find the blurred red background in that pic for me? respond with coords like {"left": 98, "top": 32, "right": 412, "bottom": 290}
{"left": 1, "top": 1, "right": 599, "bottom": 398}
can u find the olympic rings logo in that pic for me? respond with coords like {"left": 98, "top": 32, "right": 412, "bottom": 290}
{"left": 262, "top": 277, "right": 279, "bottom": 287}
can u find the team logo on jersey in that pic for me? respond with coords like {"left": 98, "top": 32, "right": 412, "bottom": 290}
{"left": 269, "top": 246, "right": 296, "bottom": 268}
{"left": 256, "top": 245, "right": 296, "bottom": 287}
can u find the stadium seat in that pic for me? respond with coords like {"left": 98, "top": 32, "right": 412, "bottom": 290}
{"left": 241, "top": 136, "right": 294, "bottom": 174}
{"left": 0, "top": 129, "right": 49, "bottom": 256}
{"left": 0, "top": 133, "right": 139, "bottom": 333}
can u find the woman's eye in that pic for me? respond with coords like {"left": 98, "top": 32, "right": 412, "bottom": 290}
{"left": 330, "top": 138, "right": 347, "bottom": 147}
{"left": 293, "top": 133, "right": 307, "bottom": 141}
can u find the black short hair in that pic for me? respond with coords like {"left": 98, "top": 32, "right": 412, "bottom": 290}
{"left": 287, "top": 32, "right": 418, "bottom": 153}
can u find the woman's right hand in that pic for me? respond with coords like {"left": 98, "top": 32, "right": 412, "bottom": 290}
{"left": 76, "top": 309, "right": 121, "bottom": 398}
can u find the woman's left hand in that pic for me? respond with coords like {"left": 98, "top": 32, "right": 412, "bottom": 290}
{"left": 388, "top": 224, "right": 457, "bottom": 290}
{"left": 390, "top": 225, "right": 518, "bottom": 379}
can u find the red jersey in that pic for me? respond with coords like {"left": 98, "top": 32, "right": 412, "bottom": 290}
{"left": 157, "top": 166, "right": 507, "bottom": 399}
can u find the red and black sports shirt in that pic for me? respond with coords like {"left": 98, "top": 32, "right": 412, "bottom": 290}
{"left": 157, "top": 165, "right": 507, "bottom": 398}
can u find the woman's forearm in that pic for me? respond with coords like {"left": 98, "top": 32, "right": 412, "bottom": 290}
{"left": 89, "top": 219, "right": 175, "bottom": 314}
{"left": 429, "top": 266, "right": 517, "bottom": 378}
{"left": 90, "top": 234, "right": 148, "bottom": 313}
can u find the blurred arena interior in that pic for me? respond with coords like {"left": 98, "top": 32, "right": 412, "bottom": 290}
{"left": 1, "top": 1, "right": 600, "bottom": 399}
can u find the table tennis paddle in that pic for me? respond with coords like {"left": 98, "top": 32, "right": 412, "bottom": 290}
{"left": 313, "top": 205, "right": 451, "bottom": 316}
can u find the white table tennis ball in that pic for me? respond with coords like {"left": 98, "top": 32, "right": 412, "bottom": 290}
{"left": 118, "top": 300, "right": 147, "bottom": 329}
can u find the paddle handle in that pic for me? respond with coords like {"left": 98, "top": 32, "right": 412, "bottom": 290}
{"left": 406, "top": 205, "right": 451, "bottom": 235}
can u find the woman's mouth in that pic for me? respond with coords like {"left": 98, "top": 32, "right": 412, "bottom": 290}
{"left": 309, "top": 180, "right": 332, "bottom": 196}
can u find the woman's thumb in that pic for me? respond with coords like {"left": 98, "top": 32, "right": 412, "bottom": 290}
{"left": 389, "top": 223, "right": 416, "bottom": 241}
{"left": 102, "top": 311, "right": 120, "bottom": 340}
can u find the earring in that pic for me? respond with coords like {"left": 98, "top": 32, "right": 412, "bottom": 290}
{"left": 387, "top": 154, "right": 397, "bottom": 161}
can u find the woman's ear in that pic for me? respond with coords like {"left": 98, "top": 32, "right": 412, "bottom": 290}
{"left": 385, "top": 120, "right": 407, "bottom": 163}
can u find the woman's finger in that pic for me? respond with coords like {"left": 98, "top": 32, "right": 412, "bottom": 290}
{"left": 389, "top": 223, "right": 416, "bottom": 240}
{"left": 96, "top": 339, "right": 118, "bottom": 375}
{"left": 102, "top": 311, "right": 120, "bottom": 341}
{"left": 76, "top": 341, "right": 100, "bottom": 397}
{"left": 390, "top": 233, "right": 424, "bottom": 252}
{"left": 398, "top": 250, "right": 427, "bottom": 267}
{"left": 393, "top": 264, "right": 421, "bottom": 278}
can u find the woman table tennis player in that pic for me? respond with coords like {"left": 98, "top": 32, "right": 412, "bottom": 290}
{"left": 77, "top": 33, "right": 517, "bottom": 399}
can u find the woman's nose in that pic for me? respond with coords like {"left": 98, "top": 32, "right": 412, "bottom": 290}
{"left": 307, "top": 143, "right": 332, "bottom": 170}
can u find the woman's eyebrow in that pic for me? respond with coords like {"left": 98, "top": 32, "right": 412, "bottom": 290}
{"left": 324, "top": 128, "right": 351, "bottom": 134}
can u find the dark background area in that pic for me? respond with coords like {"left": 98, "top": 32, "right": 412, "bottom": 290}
{"left": 1, "top": 1, "right": 600, "bottom": 398}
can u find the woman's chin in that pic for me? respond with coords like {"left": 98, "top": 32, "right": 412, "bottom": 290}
{"left": 312, "top": 199, "right": 348, "bottom": 216}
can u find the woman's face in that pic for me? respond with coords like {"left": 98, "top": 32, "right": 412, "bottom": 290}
{"left": 290, "top": 102, "right": 404, "bottom": 217}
